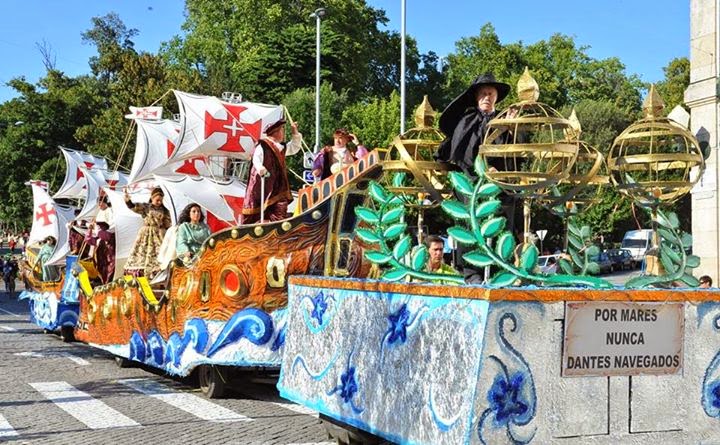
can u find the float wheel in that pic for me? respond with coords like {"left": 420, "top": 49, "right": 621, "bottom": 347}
{"left": 198, "top": 365, "right": 227, "bottom": 399}
{"left": 60, "top": 326, "right": 74, "bottom": 342}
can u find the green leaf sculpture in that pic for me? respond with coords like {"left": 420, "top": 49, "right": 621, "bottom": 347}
{"left": 441, "top": 157, "right": 613, "bottom": 289}
{"left": 625, "top": 208, "right": 701, "bottom": 288}
{"left": 356, "top": 173, "right": 464, "bottom": 284}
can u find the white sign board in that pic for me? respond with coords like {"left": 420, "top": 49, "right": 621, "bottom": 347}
{"left": 562, "top": 302, "right": 684, "bottom": 377}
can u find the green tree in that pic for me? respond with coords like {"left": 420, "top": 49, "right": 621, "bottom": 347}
{"left": 444, "top": 24, "right": 642, "bottom": 112}
{"left": 162, "top": 0, "right": 420, "bottom": 102}
{"left": 656, "top": 57, "right": 690, "bottom": 112}
{"left": 0, "top": 72, "right": 103, "bottom": 222}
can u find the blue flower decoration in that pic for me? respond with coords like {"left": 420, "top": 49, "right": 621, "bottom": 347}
{"left": 327, "top": 352, "right": 364, "bottom": 414}
{"left": 311, "top": 291, "right": 328, "bottom": 326}
{"left": 386, "top": 304, "right": 410, "bottom": 345}
{"left": 487, "top": 372, "right": 529, "bottom": 427}
{"left": 338, "top": 366, "right": 359, "bottom": 403}
{"left": 709, "top": 381, "right": 720, "bottom": 410}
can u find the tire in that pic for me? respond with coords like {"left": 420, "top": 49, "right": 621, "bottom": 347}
{"left": 60, "top": 326, "right": 74, "bottom": 342}
{"left": 198, "top": 365, "right": 227, "bottom": 399}
{"left": 115, "top": 356, "right": 132, "bottom": 368}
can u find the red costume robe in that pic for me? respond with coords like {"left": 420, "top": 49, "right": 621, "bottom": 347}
{"left": 242, "top": 139, "right": 292, "bottom": 224}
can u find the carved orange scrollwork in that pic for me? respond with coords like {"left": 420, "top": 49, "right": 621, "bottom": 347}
{"left": 266, "top": 257, "right": 287, "bottom": 288}
{"left": 220, "top": 264, "right": 248, "bottom": 299}
{"left": 176, "top": 273, "right": 196, "bottom": 305}
{"left": 102, "top": 296, "right": 114, "bottom": 320}
{"left": 87, "top": 299, "right": 97, "bottom": 324}
{"left": 199, "top": 271, "right": 211, "bottom": 303}
{"left": 120, "top": 288, "right": 133, "bottom": 316}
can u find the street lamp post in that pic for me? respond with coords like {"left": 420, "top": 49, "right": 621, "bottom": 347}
{"left": 400, "top": 0, "right": 406, "bottom": 134}
{"left": 310, "top": 8, "right": 326, "bottom": 152}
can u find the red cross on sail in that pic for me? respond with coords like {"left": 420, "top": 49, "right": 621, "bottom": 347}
{"left": 203, "top": 104, "right": 262, "bottom": 155}
{"left": 28, "top": 184, "right": 76, "bottom": 249}
{"left": 35, "top": 203, "right": 56, "bottom": 227}
{"left": 167, "top": 91, "right": 283, "bottom": 164}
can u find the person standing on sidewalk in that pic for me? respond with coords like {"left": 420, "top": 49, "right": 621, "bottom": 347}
{"left": 3, "top": 255, "right": 18, "bottom": 299}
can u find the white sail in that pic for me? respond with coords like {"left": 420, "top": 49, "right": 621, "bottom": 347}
{"left": 75, "top": 168, "right": 108, "bottom": 221}
{"left": 28, "top": 184, "right": 75, "bottom": 265}
{"left": 104, "top": 188, "right": 144, "bottom": 280}
{"left": 155, "top": 176, "right": 246, "bottom": 230}
{"left": 102, "top": 170, "right": 129, "bottom": 190}
{"left": 167, "top": 90, "right": 283, "bottom": 165}
{"left": 53, "top": 147, "right": 109, "bottom": 199}
{"left": 128, "top": 118, "right": 213, "bottom": 183}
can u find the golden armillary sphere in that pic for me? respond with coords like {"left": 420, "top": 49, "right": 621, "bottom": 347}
{"left": 478, "top": 67, "right": 580, "bottom": 199}
{"left": 607, "top": 85, "right": 704, "bottom": 208}
{"left": 540, "top": 109, "right": 609, "bottom": 212}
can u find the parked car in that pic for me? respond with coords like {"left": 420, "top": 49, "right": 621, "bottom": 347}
{"left": 537, "top": 255, "right": 560, "bottom": 274}
{"left": 589, "top": 252, "right": 614, "bottom": 274}
{"left": 606, "top": 248, "right": 635, "bottom": 270}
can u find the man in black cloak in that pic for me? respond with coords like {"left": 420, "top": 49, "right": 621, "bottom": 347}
{"left": 436, "top": 73, "right": 517, "bottom": 283}
{"left": 436, "top": 72, "right": 511, "bottom": 179}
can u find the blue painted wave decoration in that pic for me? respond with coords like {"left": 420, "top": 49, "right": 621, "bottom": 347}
{"left": 122, "top": 307, "right": 280, "bottom": 375}
{"left": 21, "top": 291, "right": 79, "bottom": 331}
{"left": 702, "top": 311, "right": 720, "bottom": 418}
{"left": 478, "top": 312, "right": 537, "bottom": 445}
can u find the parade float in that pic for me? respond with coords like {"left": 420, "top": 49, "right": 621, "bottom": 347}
{"left": 275, "top": 71, "right": 720, "bottom": 444}
{"left": 15, "top": 88, "right": 400, "bottom": 398}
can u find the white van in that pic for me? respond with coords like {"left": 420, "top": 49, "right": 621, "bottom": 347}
{"left": 621, "top": 229, "right": 653, "bottom": 262}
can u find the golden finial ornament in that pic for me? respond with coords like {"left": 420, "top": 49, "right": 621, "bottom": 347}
{"left": 384, "top": 95, "right": 452, "bottom": 206}
{"left": 517, "top": 67, "right": 540, "bottom": 102}
{"left": 414, "top": 95, "right": 436, "bottom": 128}
{"left": 642, "top": 84, "right": 664, "bottom": 118}
{"left": 568, "top": 108, "right": 582, "bottom": 137}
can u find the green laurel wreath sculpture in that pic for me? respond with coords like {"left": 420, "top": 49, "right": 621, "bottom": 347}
{"left": 440, "top": 157, "right": 613, "bottom": 288}
{"left": 624, "top": 209, "right": 700, "bottom": 288}
{"left": 354, "top": 174, "right": 465, "bottom": 284}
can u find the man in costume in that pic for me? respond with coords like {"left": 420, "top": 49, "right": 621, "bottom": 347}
{"left": 436, "top": 72, "right": 511, "bottom": 179}
{"left": 312, "top": 128, "right": 368, "bottom": 180}
{"left": 242, "top": 118, "right": 302, "bottom": 224}
{"left": 435, "top": 73, "right": 514, "bottom": 284}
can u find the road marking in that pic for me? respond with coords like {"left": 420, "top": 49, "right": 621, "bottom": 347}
{"left": 30, "top": 382, "right": 139, "bottom": 429}
{"left": 0, "top": 414, "right": 18, "bottom": 437}
{"left": 0, "top": 308, "right": 20, "bottom": 318}
{"left": 118, "top": 378, "right": 252, "bottom": 422}
{"left": 59, "top": 352, "right": 90, "bottom": 366}
{"left": 14, "top": 351, "right": 90, "bottom": 366}
{"left": 272, "top": 401, "right": 319, "bottom": 418}
{"left": 0, "top": 325, "right": 17, "bottom": 332}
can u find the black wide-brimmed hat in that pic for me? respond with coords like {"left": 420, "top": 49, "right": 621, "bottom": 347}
{"left": 439, "top": 72, "right": 511, "bottom": 136}
{"left": 264, "top": 118, "right": 286, "bottom": 136}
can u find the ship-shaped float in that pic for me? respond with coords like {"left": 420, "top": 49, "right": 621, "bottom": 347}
{"left": 20, "top": 90, "right": 445, "bottom": 397}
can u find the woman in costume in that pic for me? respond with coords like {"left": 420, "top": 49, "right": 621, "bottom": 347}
{"left": 123, "top": 187, "right": 171, "bottom": 277}
{"left": 36, "top": 236, "right": 58, "bottom": 281}
{"left": 312, "top": 128, "right": 368, "bottom": 180}
{"left": 175, "top": 203, "right": 211, "bottom": 266}
{"left": 84, "top": 221, "right": 115, "bottom": 284}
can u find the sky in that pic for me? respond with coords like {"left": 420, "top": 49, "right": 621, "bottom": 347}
{"left": 0, "top": 0, "right": 690, "bottom": 104}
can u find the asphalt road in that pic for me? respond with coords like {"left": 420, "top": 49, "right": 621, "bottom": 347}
{"left": 0, "top": 290, "right": 332, "bottom": 445}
